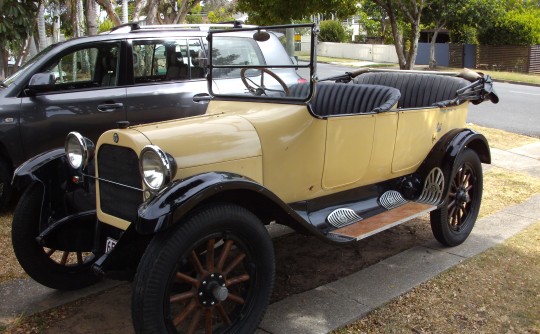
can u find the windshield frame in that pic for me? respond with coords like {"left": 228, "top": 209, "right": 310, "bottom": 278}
{"left": 207, "top": 23, "right": 316, "bottom": 103}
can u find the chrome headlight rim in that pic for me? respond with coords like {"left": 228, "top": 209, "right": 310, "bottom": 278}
{"left": 65, "top": 131, "right": 92, "bottom": 170}
{"left": 140, "top": 145, "right": 174, "bottom": 193}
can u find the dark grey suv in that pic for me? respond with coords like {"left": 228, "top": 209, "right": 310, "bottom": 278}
{"left": 0, "top": 23, "right": 304, "bottom": 209}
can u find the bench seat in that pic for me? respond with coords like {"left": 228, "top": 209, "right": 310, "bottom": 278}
{"left": 353, "top": 72, "right": 471, "bottom": 109}
{"left": 290, "top": 83, "right": 401, "bottom": 117}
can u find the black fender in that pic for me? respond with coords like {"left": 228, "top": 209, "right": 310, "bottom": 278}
{"left": 12, "top": 148, "right": 98, "bottom": 246}
{"left": 12, "top": 148, "right": 67, "bottom": 192}
{"left": 136, "top": 171, "right": 317, "bottom": 236}
{"left": 417, "top": 128, "right": 490, "bottom": 204}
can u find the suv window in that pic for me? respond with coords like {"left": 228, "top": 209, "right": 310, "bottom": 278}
{"left": 45, "top": 44, "right": 120, "bottom": 90}
{"left": 212, "top": 37, "right": 265, "bottom": 79}
{"left": 132, "top": 38, "right": 206, "bottom": 83}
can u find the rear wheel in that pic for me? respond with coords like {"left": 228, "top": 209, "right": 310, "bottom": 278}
{"left": 132, "top": 204, "right": 275, "bottom": 334}
{"left": 11, "top": 183, "right": 99, "bottom": 290}
{"left": 430, "top": 148, "right": 483, "bottom": 246}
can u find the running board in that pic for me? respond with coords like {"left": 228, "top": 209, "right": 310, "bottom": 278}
{"left": 329, "top": 202, "right": 437, "bottom": 241}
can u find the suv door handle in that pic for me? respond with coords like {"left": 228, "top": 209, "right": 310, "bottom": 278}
{"left": 193, "top": 93, "right": 211, "bottom": 104}
{"left": 97, "top": 103, "right": 124, "bottom": 112}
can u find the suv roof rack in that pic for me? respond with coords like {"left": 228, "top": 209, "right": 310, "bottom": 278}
{"left": 108, "top": 21, "right": 257, "bottom": 34}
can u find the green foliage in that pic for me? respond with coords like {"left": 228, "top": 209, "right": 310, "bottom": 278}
{"left": 0, "top": 0, "right": 37, "bottom": 41}
{"left": 186, "top": 3, "right": 204, "bottom": 23}
{"left": 236, "top": 0, "right": 358, "bottom": 25}
{"left": 318, "top": 20, "right": 348, "bottom": 42}
{"left": 98, "top": 19, "right": 115, "bottom": 34}
{"left": 207, "top": 7, "right": 235, "bottom": 23}
{"left": 450, "top": 26, "right": 478, "bottom": 44}
{"left": 478, "top": 10, "right": 540, "bottom": 45}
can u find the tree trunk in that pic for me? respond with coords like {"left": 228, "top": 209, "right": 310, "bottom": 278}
{"left": 428, "top": 23, "right": 444, "bottom": 69}
{"left": 96, "top": 0, "right": 121, "bottom": 26}
{"left": 86, "top": 0, "right": 98, "bottom": 36}
{"left": 0, "top": 47, "right": 8, "bottom": 79}
{"left": 404, "top": 17, "right": 421, "bottom": 70}
{"left": 37, "top": 1, "right": 48, "bottom": 51}
{"left": 132, "top": 0, "right": 148, "bottom": 22}
{"left": 145, "top": 0, "right": 159, "bottom": 25}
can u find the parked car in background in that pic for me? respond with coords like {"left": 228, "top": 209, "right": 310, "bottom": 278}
{"left": 0, "top": 22, "right": 304, "bottom": 210}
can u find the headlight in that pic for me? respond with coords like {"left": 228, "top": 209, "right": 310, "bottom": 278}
{"left": 140, "top": 145, "right": 175, "bottom": 193}
{"left": 65, "top": 132, "right": 94, "bottom": 169}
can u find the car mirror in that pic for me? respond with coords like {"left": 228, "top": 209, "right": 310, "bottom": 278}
{"left": 253, "top": 30, "right": 270, "bottom": 42}
{"left": 25, "top": 72, "right": 55, "bottom": 96}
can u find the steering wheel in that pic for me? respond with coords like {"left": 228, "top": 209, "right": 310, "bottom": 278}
{"left": 240, "top": 68, "right": 290, "bottom": 96}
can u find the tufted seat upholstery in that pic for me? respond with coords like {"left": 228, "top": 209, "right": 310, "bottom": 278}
{"left": 289, "top": 83, "right": 401, "bottom": 117}
{"left": 353, "top": 72, "right": 471, "bottom": 109}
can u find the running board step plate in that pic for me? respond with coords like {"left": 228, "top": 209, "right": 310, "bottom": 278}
{"left": 329, "top": 202, "right": 437, "bottom": 241}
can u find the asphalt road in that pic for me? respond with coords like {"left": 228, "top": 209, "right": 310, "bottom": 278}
{"left": 309, "top": 63, "right": 540, "bottom": 138}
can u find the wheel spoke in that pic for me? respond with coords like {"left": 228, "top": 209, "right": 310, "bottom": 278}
{"left": 216, "top": 240, "right": 234, "bottom": 271}
{"left": 46, "top": 248, "right": 56, "bottom": 257}
{"left": 175, "top": 272, "right": 199, "bottom": 287}
{"left": 170, "top": 291, "right": 196, "bottom": 303}
{"left": 206, "top": 239, "right": 215, "bottom": 272}
{"left": 60, "top": 251, "right": 69, "bottom": 265}
{"left": 227, "top": 292, "right": 245, "bottom": 305}
{"left": 223, "top": 252, "right": 246, "bottom": 276}
{"left": 205, "top": 309, "right": 213, "bottom": 334}
{"left": 173, "top": 299, "right": 198, "bottom": 327}
{"left": 76, "top": 252, "right": 83, "bottom": 265}
{"left": 186, "top": 308, "right": 202, "bottom": 334}
{"left": 226, "top": 274, "right": 250, "bottom": 287}
{"left": 447, "top": 199, "right": 456, "bottom": 210}
{"left": 190, "top": 250, "right": 206, "bottom": 276}
{"left": 216, "top": 304, "right": 231, "bottom": 325}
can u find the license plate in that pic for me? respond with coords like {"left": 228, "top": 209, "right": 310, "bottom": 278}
{"left": 105, "top": 237, "right": 118, "bottom": 253}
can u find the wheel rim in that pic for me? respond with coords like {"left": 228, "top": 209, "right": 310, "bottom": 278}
{"left": 166, "top": 235, "right": 255, "bottom": 333}
{"left": 447, "top": 161, "right": 477, "bottom": 231}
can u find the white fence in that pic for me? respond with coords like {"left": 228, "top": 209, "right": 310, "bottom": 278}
{"left": 317, "top": 42, "right": 398, "bottom": 64}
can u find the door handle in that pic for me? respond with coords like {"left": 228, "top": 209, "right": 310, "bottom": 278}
{"left": 193, "top": 93, "right": 211, "bottom": 104}
{"left": 97, "top": 103, "right": 124, "bottom": 112}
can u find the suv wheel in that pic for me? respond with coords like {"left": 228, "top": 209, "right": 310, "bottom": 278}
{"left": 0, "top": 158, "right": 13, "bottom": 211}
{"left": 430, "top": 148, "right": 483, "bottom": 246}
{"left": 11, "top": 183, "right": 100, "bottom": 290}
{"left": 132, "top": 204, "right": 275, "bottom": 334}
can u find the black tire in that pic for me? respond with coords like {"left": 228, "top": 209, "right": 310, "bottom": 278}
{"left": 0, "top": 158, "right": 14, "bottom": 211}
{"left": 132, "top": 204, "right": 275, "bottom": 334}
{"left": 430, "top": 148, "right": 483, "bottom": 246}
{"left": 11, "top": 183, "right": 100, "bottom": 290}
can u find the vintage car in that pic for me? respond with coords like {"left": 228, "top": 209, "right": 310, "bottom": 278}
{"left": 11, "top": 24, "right": 498, "bottom": 333}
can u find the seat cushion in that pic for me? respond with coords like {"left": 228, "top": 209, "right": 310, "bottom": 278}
{"left": 289, "top": 83, "right": 401, "bottom": 117}
{"left": 353, "top": 72, "right": 470, "bottom": 109}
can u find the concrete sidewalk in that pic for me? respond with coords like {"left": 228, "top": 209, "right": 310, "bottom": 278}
{"left": 1, "top": 142, "right": 540, "bottom": 332}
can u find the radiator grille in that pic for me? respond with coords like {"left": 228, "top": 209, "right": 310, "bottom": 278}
{"left": 98, "top": 144, "right": 142, "bottom": 222}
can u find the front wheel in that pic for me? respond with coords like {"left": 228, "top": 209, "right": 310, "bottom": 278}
{"left": 430, "top": 148, "right": 483, "bottom": 246}
{"left": 132, "top": 204, "right": 275, "bottom": 334}
{"left": 11, "top": 183, "right": 99, "bottom": 290}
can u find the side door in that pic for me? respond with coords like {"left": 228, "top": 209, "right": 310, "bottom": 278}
{"left": 125, "top": 38, "right": 208, "bottom": 126}
{"left": 19, "top": 42, "right": 127, "bottom": 159}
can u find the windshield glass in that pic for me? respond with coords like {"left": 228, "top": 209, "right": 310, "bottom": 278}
{"left": 2, "top": 43, "right": 62, "bottom": 87}
{"left": 208, "top": 23, "right": 315, "bottom": 102}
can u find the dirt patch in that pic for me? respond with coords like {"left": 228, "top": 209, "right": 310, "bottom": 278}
{"left": 272, "top": 218, "right": 432, "bottom": 303}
